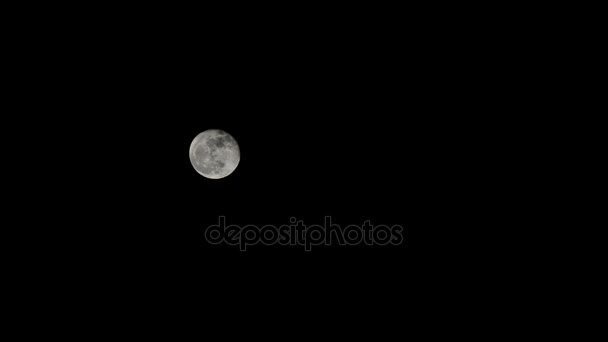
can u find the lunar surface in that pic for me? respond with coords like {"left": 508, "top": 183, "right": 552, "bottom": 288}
{"left": 189, "top": 129, "right": 240, "bottom": 179}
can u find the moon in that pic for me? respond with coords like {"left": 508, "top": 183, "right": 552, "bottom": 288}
{"left": 189, "top": 129, "right": 240, "bottom": 179}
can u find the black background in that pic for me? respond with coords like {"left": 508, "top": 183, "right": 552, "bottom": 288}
{"left": 98, "top": 27, "right": 429, "bottom": 296}
{"left": 9, "top": 2, "right": 548, "bottom": 334}
{"left": 29, "top": 4, "right": 496, "bottom": 319}
{"left": 113, "top": 49, "right": 426, "bottom": 280}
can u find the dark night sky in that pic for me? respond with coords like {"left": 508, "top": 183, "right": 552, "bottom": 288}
{"left": 13, "top": 3, "right": 532, "bottom": 332}
{"left": 91, "top": 31, "right": 435, "bottom": 290}
{"left": 46, "top": 7, "right": 484, "bottom": 311}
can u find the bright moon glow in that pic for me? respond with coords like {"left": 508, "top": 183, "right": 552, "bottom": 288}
{"left": 189, "top": 129, "right": 240, "bottom": 179}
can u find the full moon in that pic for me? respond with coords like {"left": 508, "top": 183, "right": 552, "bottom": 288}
{"left": 189, "top": 129, "right": 240, "bottom": 179}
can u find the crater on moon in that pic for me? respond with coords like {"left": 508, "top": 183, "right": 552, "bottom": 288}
{"left": 189, "top": 129, "right": 240, "bottom": 179}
